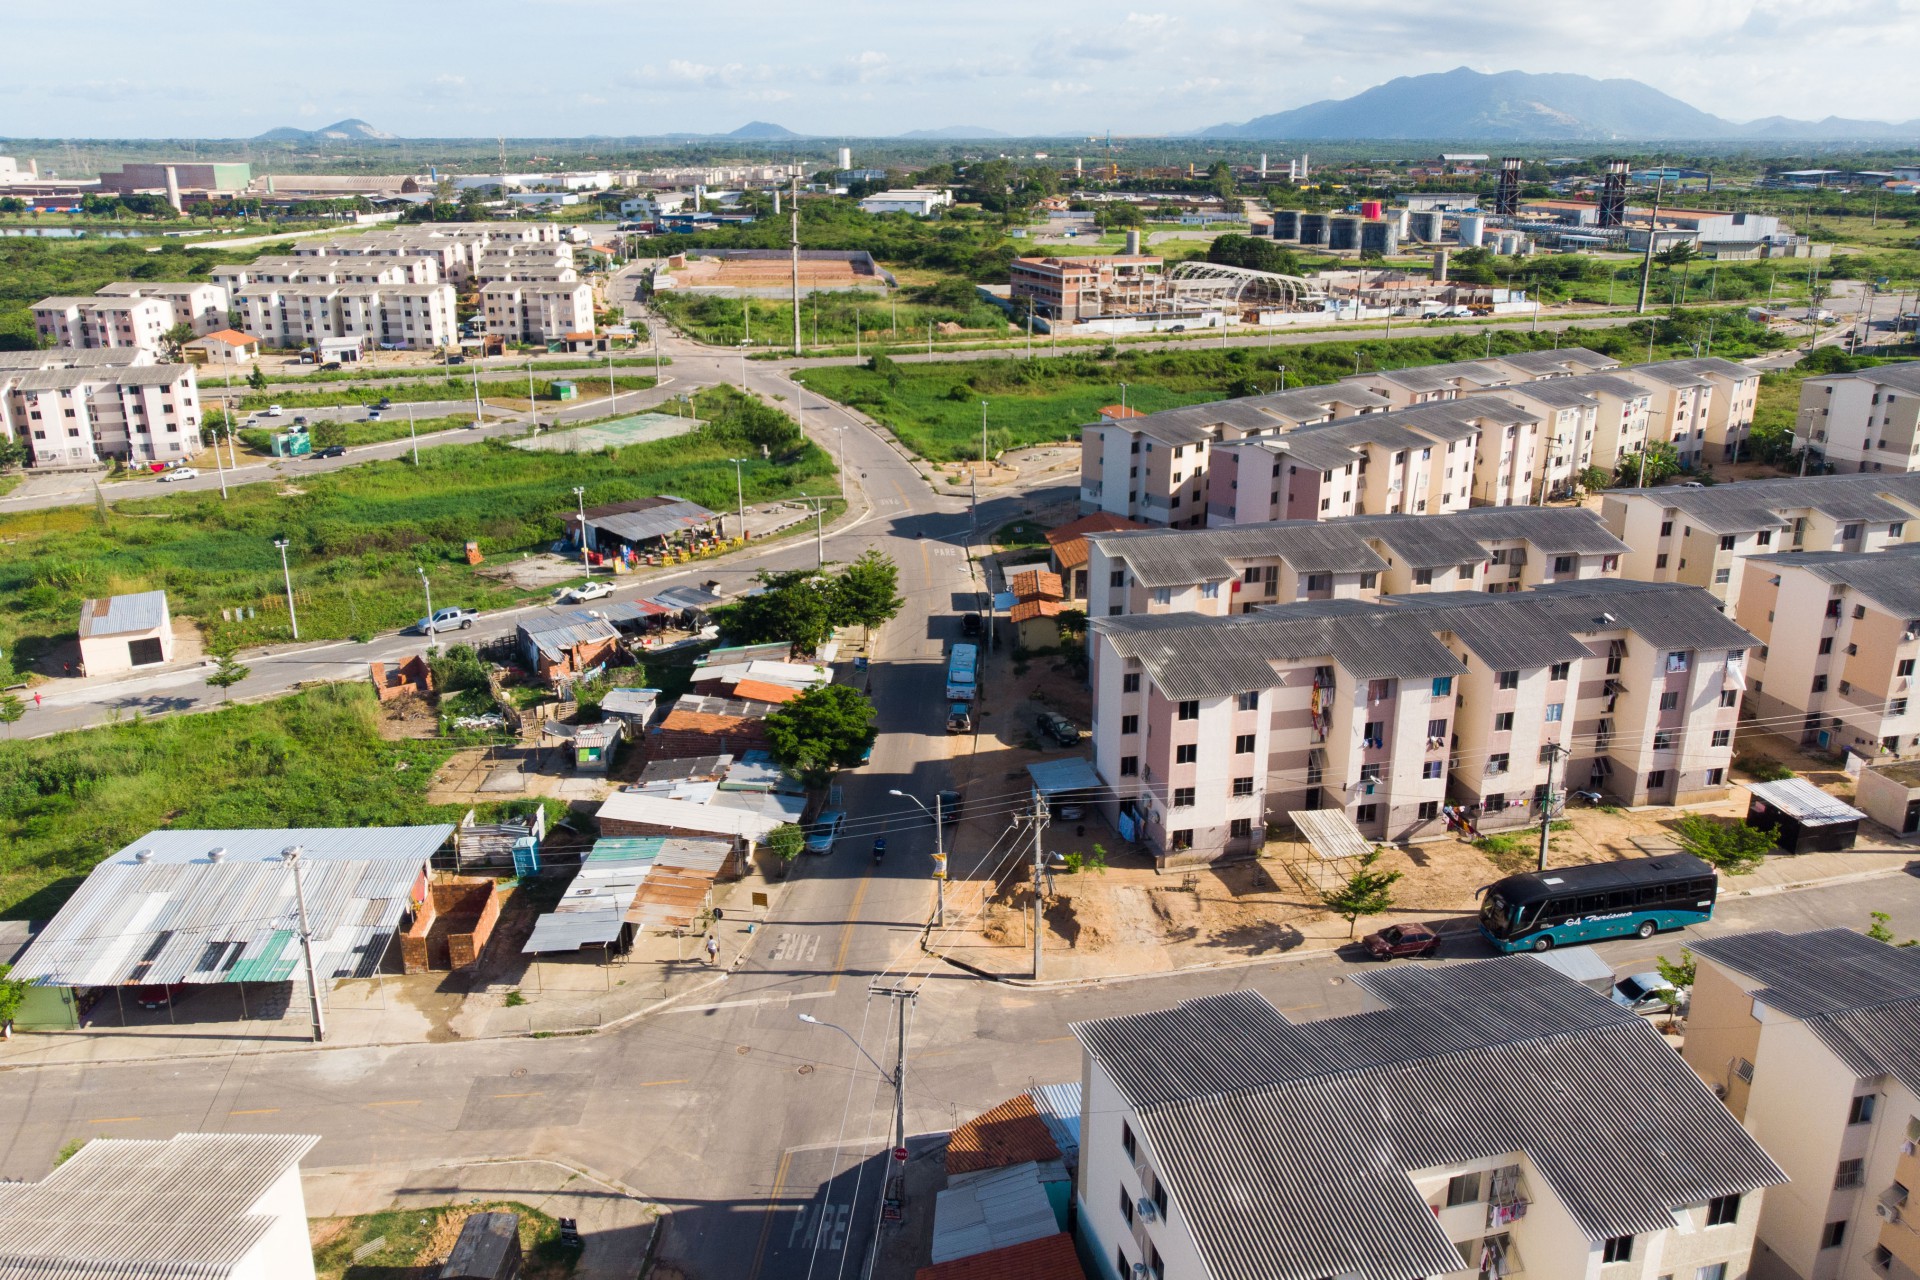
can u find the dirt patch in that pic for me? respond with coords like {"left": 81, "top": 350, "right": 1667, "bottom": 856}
{"left": 278, "top": 484, "right": 307, "bottom": 497}
{"left": 476, "top": 552, "right": 588, "bottom": 591}
{"left": 378, "top": 692, "right": 440, "bottom": 741}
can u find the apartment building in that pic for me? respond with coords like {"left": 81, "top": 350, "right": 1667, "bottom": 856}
{"left": 1799, "top": 363, "right": 1920, "bottom": 475}
{"left": 1087, "top": 580, "right": 1749, "bottom": 861}
{"left": 1478, "top": 346, "right": 1622, "bottom": 381}
{"left": 1074, "top": 958, "right": 1783, "bottom": 1280}
{"left": 1735, "top": 544, "right": 1920, "bottom": 758}
{"left": 480, "top": 280, "right": 596, "bottom": 343}
{"left": 0, "top": 351, "right": 202, "bottom": 466}
{"left": 329, "top": 256, "right": 443, "bottom": 286}
{"left": 1645, "top": 357, "right": 1762, "bottom": 463}
{"left": 1478, "top": 378, "right": 1598, "bottom": 501}
{"left": 1685, "top": 929, "right": 1920, "bottom": 1280}
{"left": 1010, "top": 255, "right": 1163, "bottom": 322}
{"left": 33, "top": 283, "right": 232, "bottom": 355}
{"left": 1087, "top": 505, "right": 1626, "bottom": 621}
{"left": 1558, "top": 371, "right": 1657, "bottom": 470}
{"left": 235, "top": 283, "right": 458, "bottom": 351}
{"left": 1602, "top": 473, "right": 1920, "bottom": 612}
{"left": 1620, "top": 362, "right": 1719, "bottom": 470}
{"left": 93, "top": 281, "right": 230, "bottom": 334}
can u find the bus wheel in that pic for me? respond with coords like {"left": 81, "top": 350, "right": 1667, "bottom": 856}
{"left": 1531, "top": 936, "right": 1553, "bottom": 952}
{"left": 1635, "top": 920, "right": 1657, "bottom": 939}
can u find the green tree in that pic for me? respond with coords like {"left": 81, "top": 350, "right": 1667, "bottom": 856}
{"left": 1207, "top": 160, "right": 1236, "bottom": 203}
{"left": 1577, "top": 465, "right": 1612, "bottom": 493}
{"left": 159, "top": 321, "right": 197, "bottom": 362}
{"left": 1615, "top": 440, "right": 1682, "bottom": 487}
{"left": 205, "top": 650, "right": 251, "bottom": 703}
{"left": 767, "top": 823, "right": 806, "bottom": 864}
{"left": 1319, "top": 848, "right": 1403, "bottom": 937}
{"left": 723, "top": 569, "right": 837, "bottom": 651}
{"left": 833, "top": 549, "right": 904, "bottom": 632}
{"left": 0, "top": 437, "right": 25, "bottom": 469}
{"left": 1867, "top": 912, "right": 1918, "bottom": 947}
{"left": 1673, "top": 813, "right": 1773, "bottom": 874}
{"left": 0, "top": 694, "right": 22, "bottom": 736}
{"left": 763, "top": 685, "right": 877, "bottom": 785}
{"left": 1655, "top": 948, "right": 1696, "bottom": 990}
{"left": 247, "top": 363, "right": 268, "bottom": 391}
{"left": 0, "top": 962, "right": 28, "bottom": 1032}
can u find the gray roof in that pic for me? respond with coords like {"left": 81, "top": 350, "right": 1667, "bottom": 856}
{"left": 10, "top": 826, "right": 451, "bottom": 988}
{"left": 1074, "top": 959, "right": 1783, "bottom": 1280}
{"left": 1810, "top": 361, "right": 1920, "bottom": 395}
{"left": 1609, "top": 471, "right": 1920, "bottom": 533}
{"left": 1745, "top": 776, "right": 1867, "bottom": 826}
{"left": 1494, "top": 346, "right": 1619, "bottom": 376}
{"left": 1384, "top": 591, "right": 1603, "bottom": 670}
{"left": 0, "top": 1133, "right": 320, "bottom": 1278}
{"left": 1497, "top": 378, "right": 1599, "bottom": 410}
{"left": 1692, "top": 929, "right": 1920, "bottom": 1093}
{"left": 929, "top": 1161, "right": 1065, "bottom": 1265}
{"left": 78, "top": 590, "right": 168, "bottom": 639}
{"left": 1089, "top": 521, "right": 1389, "bottom": 588}
{"left": 1623, "top": 363, "right": 1713, "bottom": 390}
{"left": 1423, "top": 505, "right": 1628, "bottom": 555}
{"left": 13, "top": 364, "right": 192, "bottom": 392}
{"left": 1750, "top": 543, "right": 1920, "bottom": 617}
{"left": 0, "top": 348, "right": 148, "bottom": 371}
{"left": 1650, "top": 355, "right": 1760, "bottom": 383}
{"left": 518, "top": 613, "right": 621, "bottom": 664}
{"left": 1521, "top": 578, "right": 1760, "bottom": 651}
{"left": 577, "top": 497, "right": 719, "bottom": 545}
{"left": 1557, "top": 371, "right": 1656, "bottom": 403}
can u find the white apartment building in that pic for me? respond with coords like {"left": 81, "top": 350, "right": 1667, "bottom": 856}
{"left": 1086, "top": 505, "right": 1627, "bottom": 622}
{"left": 93, "top": 281, "right": 230, "bottom": 334}
{"left": 1621, "top": 362, "right": 1719, "bottom": 470}
{"left": 1074, "top": 958, "right": 1783, "bottom": 1280}
{"left": 1648, "top": 357, "right": 1762, "bottom": 464}
{"left": 1087, "top": 580, "right": 1750, "bottom": 862}
{"left": 858, "top": 188, "right": 954, "bottom": 216}
{"left": 234, "top": 282, "right": 458, "bottom": 351}
{"left": 1799, "top": 363, "right": 1920, "bottom": 475}
{"left": 480, "top": 280, "right": 596, "bottom": 343}
{"left": 1558, "top": 371, "right": 1658, "bottom": 470}
{"left": 0, "top": 351, "right": 202, "bottom": 467}
{"left": 1686, "top": 930, "right": 1920, "bottom": 1280}
{"left": 1602, "top": 473, "right": 1920, "bottom": 612}
{"left": 0, "top": 1132, "right": 320, "bottom": 1280}
{"left": 1736, "top": 544, "right": 1920, "bottom": 759}
{"left": 34, "top": 283, "right": 232, "bottom": 357}
{"left": 330, "top": 256, "right": 443, "bottom": 285}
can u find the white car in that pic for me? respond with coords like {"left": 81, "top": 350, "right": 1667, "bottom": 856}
{"left": 264, "top": 405, "right": 284, "bottom": 417}
{"left": 564, "top": 581, "right": 614, "bottom": 602}
{"left": 158, "top": 467, "right": 200, "bottom": 482}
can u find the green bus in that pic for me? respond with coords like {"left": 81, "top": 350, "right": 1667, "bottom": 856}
{"left": 1478, "top": 854, "right": 1717, "bottom": 953}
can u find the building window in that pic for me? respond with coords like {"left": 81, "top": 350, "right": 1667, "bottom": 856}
{"left": 1836, "top": 1158, "right": 1865, "bottom": 1189}
{"left": 1177, "top": 701, "right": 1199, "bottom": 721}
{"left": 1121, "top": 1120, "right": 1136, "bottom": 1160}
{"left": 1733, "top": 1057, "right": 1754, "bottom": 1083}
{"left": 1696, "top": 1266, "right": 1727, "bottom": 1280}
{"left": 1493, "top": 712, "right": 1515, "bottom": 732}
{"left": 1305, "top": 573, "right": 1331, "bottom": 592}
{"left": 1660, "top": 520, "right": 1674, "bottom": 537}
{"left": 1549, "top": 662, "right": 1570, "bottom": 681}
{"left": 1656, "top": 553, "right": 1669, "bottom": 569}
{"left": 1172, "top": 787, "right": 1195, "bottom": 808}
{"left": 1235, "top": 733, "right": 1256, "bottom": 754}
{"left": 1660, "top": 693, "right": 1680, "bottom": 717}
{"left": 1900, "top": 659, "right": 1917, "bottom": 678}
{"left": 1554, "top": 554, "right": 1575, "bottom": 575}
{"left": 1122, "top": 715, "right": 1139, "bottom": 735}
{"left": 1176, "top": 744, "right": 1198, "bottom": 764}
{"left": 1120, "top": 1187, "right": 1135, "bottom": 1225}
{"left": 1545, "top": 703, "right": 1564, "bottom": 723}
{"left": 1497, "top": 670, "right": 1519, "bottom": 690}
{"left": 1171, "top": 829, "right": 1193, "bottom": 851}
{"left": 1706, "top": 1194, "right": 1741, "bottom": 1226}
{"left": 1413, "top": 567, "right": 1433, "bottom": 586}
{"left": 1201, "top": 581, "right": 1219, "bottom": 600}
{"left": 1876, "top": 1245, "right": 1896, "bottom": 1270}
{"left": 1603, "top": 1235, "right": 1634, "bottom": 1263}
{"left": 1355, "top": 803, "right": 1378, "bottom": 823}
{"left": 1232, "top": 776, "right": 1254, "bottom": 797}
{"left": 1710, "top": 729, "right": 1731, "bottom": 748}
{"left": 1120, "top": 756, "right": 1139, "bottom": 777}
{"left": 1648, "top": 770, "right": 1668, "bottom": 789}
{"left": 1432, "top": 676, "right": 1453, "bottom": 696}
{"left": 1850, "top": 1094, "right": 1878, "bottom": 1125}
{"left": 1654, "top": 732, "right": 1674, "bottom": 751}
{"left": 1821, "top": 1220, "right": 1848, "bottom": 1249}
{"left": 1446, "top": 1171, "right": 1483, "bottom": 1206}
{"left": 1487, "top": 753, "right": 1510, "bottom": 775}
{"left": 1705, "top": 767, "right": 1725, "bottom": 786}
{"left": 1123, "top": 673, "right": 1141, "bottom": 693}
{"left": 1812, "top": 675, "right": 1828, "bottom": 693}
{"left": 1151, "top": 588, "right": 1171, "bottom": 605}
{"left": 1118, "top": 1247, "right": 1130, "bottom": 1278}
{"left": 1423, "top": 761, "right": 1444, "bottom": 780}
{"left": 1227, "top": 817, "right": 1253, "bottom": 841}
{"left": 1111, "top": 570, "right": 1126, "bottom": 588}
{"left": 1238, "top": 690, "right": 1260, "bottom": 711}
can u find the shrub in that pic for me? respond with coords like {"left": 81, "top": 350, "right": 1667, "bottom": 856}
{"left": 1673, "top": 814, "right": 1773, "bottom": 874}
{"left": 1733, "top": 754, "right": 1793, "bottom": 781}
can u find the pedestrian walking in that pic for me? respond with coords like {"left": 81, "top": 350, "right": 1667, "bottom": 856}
{"left": 31, "top": 691, "right": 42, "bottom": 708}
{"left": 705, "top": 933, "right": 720, "bottom": 966}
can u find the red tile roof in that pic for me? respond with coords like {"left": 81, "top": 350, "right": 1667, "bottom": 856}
{"left": 1098, "top": 404, "right": 1144, "bottom": 419}
{"left": 1010, "top": 570, "right": 1064, "bottom": 602}
{"left": 1010, "top": 599, "right": 1067, "bottom": 624}
{"left": 192, "top": 329, "right": 258, "bottom": 346}
{"left": 944, "top": 1093, "right": 1061, "bottom": 1176}
{"left": 1043, "top": 513, "right": 1149, "bottom": 571}
{"left": 914, "top": 1233, "right": 1084, "bottom": 1280}
{"left": 730, "top": 678, "right": 801, "bottom": 704}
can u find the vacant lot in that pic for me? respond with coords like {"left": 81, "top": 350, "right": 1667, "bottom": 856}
{"left": 0, "top": 389, "right": 835, "bottom": 662}
{"left": 311, "top": 1199, "right": 574, "bottom": 1280}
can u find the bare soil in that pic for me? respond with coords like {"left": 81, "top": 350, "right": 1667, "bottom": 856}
{"left": 477, "top": 552, "right": 590, "bottom": 590}
{"left": 376, "top": 692, "right": 439, "bottom": 741}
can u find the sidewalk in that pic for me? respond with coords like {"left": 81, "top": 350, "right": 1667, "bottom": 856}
{"left": 305, "top": 1157, "right": 658, "bottom": 1280}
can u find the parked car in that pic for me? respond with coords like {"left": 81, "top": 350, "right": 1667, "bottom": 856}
{"left": 1362, "top": 922, "right": 1441, "bottom": 960}
{"left": 563, "top": 580, "right": 613, "bottom": 602}
{"left": 1037, "top": 710, "right": 1082, "bottom": 747}
{"left": 264, "top": 405, "right": 284, "bottom": 417}
{"left": 937, "top": 790, "right": 962, "bottom": 824}
{"left": 946, "top": 703, "right": 973, "bottom": 734}
{"left": 136, "top": 983, "right": 189, "bottom": 1010}
{"left": 320, "top": 361, "right": 343, "bottom": 371}
{"left": 961, "top": 612, "right": 983, "bottom": 637}
{"left": 413, "top": 606, "right": 478, "bottom": 634}
{"left": 1611, "top": 972, "right": 1681, "bottom": 1015}
{"left": 447, "top": 355, "right": 466, "bottom": 365}
{"left": 375, "top": 397, "right": 393, "bottom": 410}
{"left": 158, "top": 467, "right": 199, "bottom": 482}
{"left": 804, "top": 810, "right": 845, "bottom": 854}
{"left": 365, "top": 409, "right": 383, "bottom": 421}
{"left": 293, "top": 416, "right": 309, "bottom": 427}
{"left": 1053, "top": 803, "right": 1085, "bottom": 821}
{"left": 315, "top": 445, "right": 347, "bottom": 459}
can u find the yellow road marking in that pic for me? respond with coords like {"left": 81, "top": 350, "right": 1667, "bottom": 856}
{"left": 490, "top": 1091, "right": 543, "bottom": 1099}
{"left": 637, "top": 1078, "right": 690, "bottom": 1088}
{"left": 826, "top": 873, "right": 875, "bottom": 994}
{"left": 228, "top": 1108, "right": 280, "bottom": 1116}
{"left": 363, "top": 1099, "right": 421, "bottom": 1108}
{"left": 747, "top": 1147, "right": 795, "bottom": 1280}
{"left": 89, "top": 1116, "right": 141, "bottom": 1124}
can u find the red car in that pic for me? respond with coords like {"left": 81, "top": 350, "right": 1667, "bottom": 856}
{"left": 135, "top": 983, "right": 189, "bottom": 1010}
{"left": 1362, "top": 922, "right": 1441, "bottom": 960}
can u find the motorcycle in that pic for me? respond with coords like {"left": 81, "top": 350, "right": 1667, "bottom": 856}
{"left": 872, "top": 837, "right": 887, "bottom": 863}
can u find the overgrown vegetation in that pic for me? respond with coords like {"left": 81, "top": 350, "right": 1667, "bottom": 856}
{"left": 311, "top": 1200, "right": 576, "bottom": 1280}
{"left": 1673, "top": 813, "right": 1775, "bottom": 874}
{"left": 0, "top": 236, "right": 259, "bottom": 350}
{"left": 0, "top": 391, "right": 834, "bottom": 667}
{"left": 1733, "top": 754, "right": 1795, "bottom": 782}
{"left": 233, "top": 374, "right": 657, "bottom": 412}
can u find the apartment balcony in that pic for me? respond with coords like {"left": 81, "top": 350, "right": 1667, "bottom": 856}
{"left": 1880, "top": 1156, "right": 1920, "bottom": 1278}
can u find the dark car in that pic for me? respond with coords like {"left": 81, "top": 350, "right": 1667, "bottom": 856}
{"left": 961, "top": 612, "right": 983, "bottom": 637}
{"left": 375, "top": 397, "right": 393, "bottom": 410}
{"left": 447, "top": 355, "right": 467, "bottom": 365}
{"left": 315, "top": 445, "right": 347, "bottom": 458}
{"left": 1038, "top": 710, "right": 1082, "bottom": 747}
{"left": 320, "top": 361, "right": 342, "bottom": 371}
{"left": 937, "top": 789, "right": 962, "bottom": 824}
{"left": 1361, "top": 922, "right": 1441, "bottom": 960}
{"left": 135, "top": 983, "right": 189, "bottom": 1010}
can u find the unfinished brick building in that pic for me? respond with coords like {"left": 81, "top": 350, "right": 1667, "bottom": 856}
{"left": 401, "top": 876, "right": 502, "bottom": 973}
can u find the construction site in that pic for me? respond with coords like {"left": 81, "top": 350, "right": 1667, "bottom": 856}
{"left": 657, "top": 248, "right": 896, "bottom": 297}
{"left": 1000, "top": 248, "right": 1329, "bottom": 336}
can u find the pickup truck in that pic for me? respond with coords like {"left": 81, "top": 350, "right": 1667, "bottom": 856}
{"left": 413, "top": 606, "right": 479, "bottom": 634}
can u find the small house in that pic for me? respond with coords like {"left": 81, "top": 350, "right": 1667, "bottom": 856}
{"left": 1010, "top": 597, "right": 1067, "bottom": 651}
{"left": 1857, "top": 759, "right": 1920, "bottom": 839}
{"left": 183, "top": 329, "right": 261, "bottom": 366}
{"left": 1744, "top": 777, "right": 1866, "bottom": 854}
{"left": 77, "top": 590, "right": 174, "bottom": 675}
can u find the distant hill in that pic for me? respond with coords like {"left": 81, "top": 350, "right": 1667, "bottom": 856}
{"left": 727, "top": 121, "right": 803, "bottom": 139}
{"left": 1196, "top": 68, "right": 1920, "bottom": 141}
{"left": 897, "top": 126, "right": 1009, "bottom": 139}
{"left": 255, "top": 118, "right": 395, "bottom": 143}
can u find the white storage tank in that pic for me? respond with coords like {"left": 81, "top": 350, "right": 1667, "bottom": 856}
{"left": 1456, "top": 214, "right": 1486, "bottom": 247}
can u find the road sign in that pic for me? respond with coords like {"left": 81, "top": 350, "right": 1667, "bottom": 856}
{"left": 893, "top": 1146, "right": 908, "bottom": 1163}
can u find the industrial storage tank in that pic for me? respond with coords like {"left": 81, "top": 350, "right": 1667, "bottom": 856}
{"left": 1456, "top": 214, "right": 1486, "bottom": 247}
{"left": 1328, "top": 216, "right": 1360, "bottom": 251}
{"left": 1270, "top": 209, "right": 1301, "bottom": 240}
{"left": 1298, "top": 213, "right": 1328, "bottom": 246}
{"left": 1408, "top": 210, "right": 1444, "bottom": 242}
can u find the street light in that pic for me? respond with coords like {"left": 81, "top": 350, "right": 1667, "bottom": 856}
{"left": 273, "top": 537, "right": 299, "bottom": 641}
{"left": 796, "top": 1012, "right": 893, "bottom": 1081}
{"left": 280, "top": 846, "right": 325, "bottom": 1043}
{"left": 798, "top": 1003, "right": 916, "bottom": 1185}
{"left": 727, "top": 458, "right": 747, "bottom": 541}
{"left": 889, "top": 789, "right": 946, "bottom": 926}
{"left": 417, "top": 566, "right": 433, "bottom": 636}
{"left": 572, "top": 486, "right": 588, "bottom": 571}
{"left": 980, "top": 399, "right": 988, "bottom": 465}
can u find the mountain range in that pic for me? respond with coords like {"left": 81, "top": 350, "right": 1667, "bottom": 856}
{"left": 1198, "top": 68, "right": 1920, "bottom": 141}
{"left": 255, "top": 118, "right": 396, "bottom": 142}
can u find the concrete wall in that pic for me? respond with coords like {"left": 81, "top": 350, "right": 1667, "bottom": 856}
{"left": 232, "top": 1163, "right": 317, "bottom": 1280}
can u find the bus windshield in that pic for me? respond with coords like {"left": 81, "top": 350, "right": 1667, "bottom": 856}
{"left": 1481, "top": 892, "right": 1510, "bottom": 934}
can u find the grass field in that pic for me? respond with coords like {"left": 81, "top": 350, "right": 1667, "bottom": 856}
{"left": 0, "top": 236, "right": 258, "bottom": 349}
{"left": 234, "top": 375, "right": 657, "bottom": 411}
{"left": 655, "top": 283, "right": 1014, "bottom": 349}
{"left": 0, "top": 389, "right": 836, "bottom": 664}
{"left": 253, "top": 353, "right": 667, "bottom": 387}
{"left": 233, "top": 412, "right": 478, "bottom": 453}
{"left": 311, "top": 1199, "right": 576, "bottom": 1280}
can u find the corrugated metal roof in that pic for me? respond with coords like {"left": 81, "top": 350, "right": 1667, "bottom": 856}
{"left": 1613, "top": 472, "right": 1920, "bottom": 533}
{"left": 1290, "top": 809, "right": 1373, "bottom": 861}
{"left": 930, "top": 1162, "right": 1066, "bottom": 1265}
{"left": 11, "top": 826, "right": 450, "bottom": 989}
{"left": 945, "top": 1094, "right": 1061, "bottom": 1176}
{"left": 1074, "top": 958, "right": 1784, "bottom": 1280}
{"left": 1027, "top": 1083, "right": 1081, "bottom": 1165}
{"left": 77, "top": 591, "right": 168, "bottom": 639}
{"left": 1745, "top": 777, "right": 1866, "bottom": 826}
{"left": 1753, "top": 543, "right": 1920, "bottom": 617}
{"left": 518, "top": 615, "right": 621, "bottom": 663}
{"left": 1027, "top": 758, "right": 1101, "bottom": 796}
{"left": 0, "top": 1133, "right": 318, "bottom": 1277}
{"left": 914, "top": 1232, "right": 1084, "bottom": 1280}
{"left": 596, "top": 792, "right": 780, "bottom": 839}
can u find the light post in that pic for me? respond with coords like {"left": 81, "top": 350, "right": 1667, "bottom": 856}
{"left": 738, "top": 340, "right": 750, "bottom": 391}
{"left": 832, "top": 425, "right": 848, "bottom": 499}
{"left": 889, "top": 789, "right": 945, "bottom": 926}
{"left": 1119, "top": 382, "right": 1127, "bottom": 413}
{"left": 727, "top": 457, "right": 747, "bottom": 541}
{"left": 799, "top": 1003, "right": 915, "bottom": 1204}
{"left": 573, "top": 486, "right": 589, "bottom": 571}
{"left": 273, "top": 537, "right": 298, "bottom": 640}
{"left": 406, "top": 402, "right": 419, "bottom": 465}
{"left": 606, "top": 346, "right": 617, "bottom": 412}
{"left": 280, "top": 845, "right": 326, "bottom": 1043}
{"left": 980, "top": 400, "right": 988, "bottom": 466}
{"left": 210, "top": 412, "right": 229, "bottom": 499}
{"left": 417, "top": 566, "right": 433, "bottom": 636}
{"left": 526, "top": 360, "right": 538, "bottom": 432}
{"left": 471, "top": 357, "right": 484, "bottom": 428}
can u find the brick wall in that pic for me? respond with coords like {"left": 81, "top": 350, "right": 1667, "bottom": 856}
{"left": 400, "top": 876, "right": 500, "bottom": 972}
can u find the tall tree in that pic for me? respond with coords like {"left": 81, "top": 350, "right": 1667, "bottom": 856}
{"left": 763, "top": 685, "right": 876, "bottom": 785}
{"left": 1319, "top": 848, "right": 1403, "bottom": 937}
{"left": 833, "top": 549, "right": 904, "bottom": 633}
{"left": 159, "top": 322, "right": 197, "bottom": 362}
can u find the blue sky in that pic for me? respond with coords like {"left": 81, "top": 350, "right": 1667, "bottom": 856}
{"left": 6, "top": 0, "right": 1917, "bottom": 137}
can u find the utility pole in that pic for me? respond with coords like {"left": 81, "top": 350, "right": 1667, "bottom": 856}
{"left": 980, "top": 400, "right": 988, "bottom": 465}
{"left": 790, "top": 176, "right": 802, "bottom": 356}
{"left": 573, "top": 486, "right": 588, "bottom": 571}
{"left": 407, "top": 402, "right": 419, "bottom": 465}
{"left": 281, "top": 845, "right": 326, "bottom": 1043}
{"left": 727, "top": 457, "right": 747, "bottom": 541}
{"left": 1635, "top": 175, "right": 1665, "bottom": 316}
{"left": 1028, "top": 792, "right": 1049, "bottom": 980}
{"left": 1537, "top": 743, "right": 1565, "bottom": 872}
{"left": 933, "top": 792, "right": 946, "bottom": 926}
{"left": 273, "top": 538, "right": 298, "bottom": 640}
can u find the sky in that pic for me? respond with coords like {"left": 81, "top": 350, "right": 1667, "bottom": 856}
{"left": 6, "top": 0, "right": 1920, "bottom": 138}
